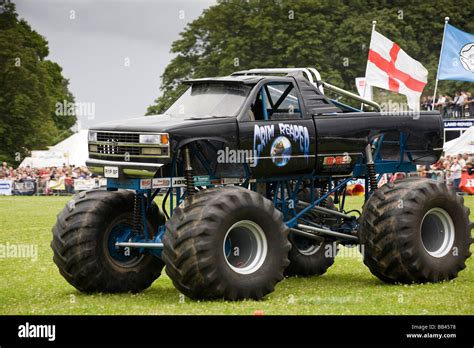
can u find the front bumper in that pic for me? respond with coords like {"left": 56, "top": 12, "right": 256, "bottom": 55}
{"left": 86, "top": 158, "right": 164, "bottom": 178}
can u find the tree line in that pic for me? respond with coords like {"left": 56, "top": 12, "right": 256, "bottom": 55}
{"left": 0, "top": 2, "right": 76, "bottom": 164}
{"left": 147, "top": 0, "right": 473, "bottom": 114}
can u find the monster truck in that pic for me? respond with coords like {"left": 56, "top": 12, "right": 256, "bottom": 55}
{"left": 51, "top": 68, "right": 473, "bottom": 300}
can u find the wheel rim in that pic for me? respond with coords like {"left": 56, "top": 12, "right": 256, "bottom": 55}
{"left": 292, "top": 234, "right": 322, "bottom": 255}
{"left": 223, "top": 220, "right": 267, "bottom": 275}
{"left": 106, "top": 221, "right": 144, "bottom": 268}
{"left": 420, "top": 207, "right": 455, "bottom": 258}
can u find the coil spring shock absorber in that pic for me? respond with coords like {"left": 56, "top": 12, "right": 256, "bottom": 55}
{"left": 365, "top": 143, "right": 378, "bottom": 192}
{"left": 319, "top": 183, "right": 328, "bottom": 208}
{"left": 183, "top": 146, "right": 196, "bottom": 196}
{"left": 132, "top": 193, "right": 143, "bottom": 235}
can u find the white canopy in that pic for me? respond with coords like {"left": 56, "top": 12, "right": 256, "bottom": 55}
{"left": 49, "top": 129, "right": 89, "bottom": 167}
{"left": 20, "top": 130, "right": 89, "bottom": 168}
{"left": 443, "top": 126, "right": 474, "bottom": 156}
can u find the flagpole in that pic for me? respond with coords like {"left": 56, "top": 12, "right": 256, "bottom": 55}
{"left": 362, "top": 20, "right": 377, "bottom": 110}
{"left": 432, "top": 17, "right": 449, "bottom": 111}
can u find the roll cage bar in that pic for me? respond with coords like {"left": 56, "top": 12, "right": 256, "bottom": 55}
{"left": 232, "top": 67, "right": 382, "bottom": 112}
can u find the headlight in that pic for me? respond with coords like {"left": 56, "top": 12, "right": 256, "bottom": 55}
{"left": 88, "top": 131, "right": 97, "bottom": 142}
{"left": 139, "top": 134, "right": 168, "bottom": 144}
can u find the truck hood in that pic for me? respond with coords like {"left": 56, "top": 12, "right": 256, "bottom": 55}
{"left": 90, "top": 114, "right": 237, "bottom": 133}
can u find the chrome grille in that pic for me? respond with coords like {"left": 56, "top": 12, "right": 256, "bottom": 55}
{"left": 97, "top": 132, "right": 139, "bottom": 143}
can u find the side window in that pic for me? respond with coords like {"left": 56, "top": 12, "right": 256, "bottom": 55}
{"left": 251, "top": 82, "right": 302, "bottom": 121}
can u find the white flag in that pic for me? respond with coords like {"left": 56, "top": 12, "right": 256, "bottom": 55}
{"left": 365, "top": 30, "right": 428, "bottom": 110}
{"left": 355, "top": 77, "right": 373, "bottom": 101}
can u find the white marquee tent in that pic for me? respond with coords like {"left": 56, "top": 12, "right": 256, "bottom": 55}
{"left": 50, "top": 129, "right": 89, "bottom": 166}
{"left": 443, "top": 126, "right": 474, "bottom": 156}
{"left": 20, "top": 129, "right": 89, "bottom": 168}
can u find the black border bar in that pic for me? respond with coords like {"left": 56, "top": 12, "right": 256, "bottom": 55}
{"left": 0, "top": 315, "right": 473, "bottom": 346}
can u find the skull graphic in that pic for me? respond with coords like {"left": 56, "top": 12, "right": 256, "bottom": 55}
{"left": 460, "top": 43, "right": 474, "bottom": 72}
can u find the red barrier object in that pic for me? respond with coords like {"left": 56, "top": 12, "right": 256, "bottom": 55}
{"left": 459, "top": 171, "right": 474, "bottom": 195}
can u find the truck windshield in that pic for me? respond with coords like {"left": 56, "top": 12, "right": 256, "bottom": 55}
{"left": 165, "top": 83, "right": 252, "bottom": 118}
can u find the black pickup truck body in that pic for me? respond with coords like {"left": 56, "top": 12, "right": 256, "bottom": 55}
{"left": 86, "top": 72, "right": 443, "bottom": 180}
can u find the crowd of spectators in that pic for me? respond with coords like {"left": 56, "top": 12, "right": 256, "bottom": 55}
{"left": 0, "top": 161, "right": 95, "bottom": 195}
{"left": 2, "top": 153, "right": 473, "bottom": 195}
{"left": 422, "top": 91, "right": 474, "bottom": 118}
{"left": 421, "top": 153, "right": 474, "bottom": 192}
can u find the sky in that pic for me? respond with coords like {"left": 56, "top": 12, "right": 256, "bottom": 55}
{"left": 15, "top": 0, "right": 216, "bottom": 129}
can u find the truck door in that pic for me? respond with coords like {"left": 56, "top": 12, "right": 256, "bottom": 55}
{"left": 238, "top": 80, "right": 317, "bottom": 178}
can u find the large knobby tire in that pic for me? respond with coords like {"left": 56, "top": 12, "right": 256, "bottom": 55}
{"left": 360, "top": 177, "right": 473, "bottom": 284}
{"left": 162, "top": 186, "right": 291, "bottom": 300}
{"left": 285, "top": 188, "right": 339, "bottom": 277}
{"left": 51, "top": 190, "right": 165, "bottom": 293}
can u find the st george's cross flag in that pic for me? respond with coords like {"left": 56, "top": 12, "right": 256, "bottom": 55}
{"left": 365, "top": 30, "right": 428, "bottom": 110}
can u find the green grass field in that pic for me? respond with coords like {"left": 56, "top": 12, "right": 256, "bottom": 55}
{"left": 0, "top": 195, "right": 473, "bottom": 315}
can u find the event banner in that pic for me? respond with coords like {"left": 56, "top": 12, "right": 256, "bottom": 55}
{"left": 48, "top": 179, "right": 65, "bottom": 191}
{"left": 73, "top": 178, "right": 100, "bottom": 191}
{"left": 73, "top": 178, "right": 107, "bottom": 191}
{"left": 0, "top": 179, "right": 13, "bottom": 195}
{"left": 12, "top": 180, "right": 37, "bottom": 196}
{"left": 30, "top": 150, "right": 68, "bottom": 168}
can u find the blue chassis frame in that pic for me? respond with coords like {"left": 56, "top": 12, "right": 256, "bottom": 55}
{"left": 105, "top": 128, "right": 416, "bottom": 258}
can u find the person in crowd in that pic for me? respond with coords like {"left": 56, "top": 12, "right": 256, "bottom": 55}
{"left": 37, "top": 169, "right": 50, "bottom": 195}
{"left": 443, "top": 159, "right": 452, "bottom": 185}
{"left": 444, "top": 94, "right": 454, "bottom": 118}
{"left": 466, "top": 161, "right": 473, "bottom": 176}
{"left": 466, "top": 92, "right": 474, "bottom": 118}
{"left": 422, "top": 96, "right": 433, "bottom": 111}
{"left": 64, "top": 172, "right": 74, "bottom": 194}
{"left": 453, "top": 92, "right": 465, "bottom": 118}
{"left": 457, "top": 154, "right": 466, "bottom": 168}
{"left": 79, "top": 167, "right": 88, "bottom": 179}
{"left": 461, "top": 91, "right": 468, "bottom": 117}
{"left": 430, "top": 158, "right": 445, "bottom": 182}
{"left": 434, "top": 94, "right": 452, "bottom": 117}
{"left": 450, "top": 158, "right": 463, "bottom": 192}
{"left": 49, "top": 167, "right": 56, "bottom": 180}
{"left": 435, "top": 94, "right": 446, "bottom": 110}
{"left": 426, "top": 96, "right": 433, "bottom": 110}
